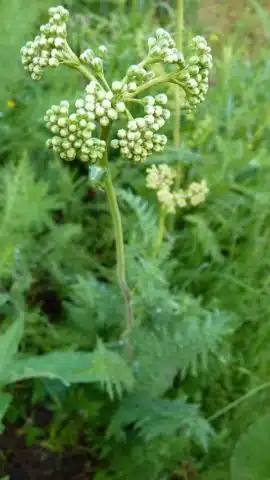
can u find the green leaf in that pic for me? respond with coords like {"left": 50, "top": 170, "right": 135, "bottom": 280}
{"left": 230, "top": 414, "right": 270, "bottom": 480}
{"left": 0, "top": 317, "right": 24, "bottom": 383}
{"left": 5, "top": 344, "right": 134, "bottom": 399}
{"left": 185, "top": 214, "right": 224, "bottom": 263}
{"left": 108, "top": 393, "right": 213, "bottom": 449}
{"left": 88, "top": 339, "right": 134, "bottom": 399}
{"left": 0, "top": 392, "right": 12, "bottom": 433}
{"left": 5, "top": 351, "right": 96, "bottom": 386}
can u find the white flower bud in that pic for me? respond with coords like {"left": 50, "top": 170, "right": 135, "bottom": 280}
{"left": 98, "top": 45, "right": 107, "bottom": 56}
{"left": 117, "top": 129, "right": 126, "bottom": 138}
{"left": 112, "top": 80, "right": 123, "bottom": 92}
{"left": 116, "top": 102, "right": 126, "bottom": 113}
{"left": 100, "top": 116, "right": 109, "bottom": 126}
{"left": 96, "top": 105, "right": 105, "bottom": 117}
{"left": 148, "top": 36, "right": 156, "bottom": 49}
{"left": 128, "top": 120, "right": 137, "bottom": 131}
{"left": 58, "top": 117, "right": 67, "bottom": 127}
{"left": 102, "top": 99, "right": 111, "bottom": 109}
{"left": 111, "top": 139, "right": 119, "bottom": 149}
{"left": 54, "top": 37, "right": 65, "bottom": 48}
{"left": 144, "top": 96, "right": 155, "bottom": 105}
{"left": 107, "top": 108, "right": 118, "bottom": 120}
{"left": 105, "top": 91, "right": 113, "bottom": 100}
{"left": 128, "top": 82, "right": 137, "bottom": 92}
{"left": 48, "top": 57, "right": 59, "bottom": 67}
{"left": 60, "top": 128, "right": 68, "bottom": 137}
{"left": 136, "top": 118, "right": 146, "bottom": 129}
{"left": 145, "top": 115, "right": 155, "bottom": 125}
{"left": 91, "top": 57, "right": 103, "bottom": 72}
{"left": 155, "top": 93, "right": 168, "bottom": 105}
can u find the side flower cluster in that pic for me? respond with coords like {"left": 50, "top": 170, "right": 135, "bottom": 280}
{"left": 44, "top": 79, "right": 129, "bottom": 163}
{"left": 20, "top": 6, "right": 71, "bottom": 80}
{"left": 178, "top": 36, "right": 213, "bottom": 110}
{"left": 44, "top": 97, "right": 105, "bottom": 163}
{"left": 146, "top": 164, "right": 209, "bottom": 213}
{"left": 111, "top": 94, "right": 170, "bottom": 163}
{"left": 147, "top": 28, "right": 185, "bottom": 66}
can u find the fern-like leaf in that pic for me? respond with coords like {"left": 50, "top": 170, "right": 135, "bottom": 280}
{"left": 108, "top": 392, "right": 213, "bottom": 449}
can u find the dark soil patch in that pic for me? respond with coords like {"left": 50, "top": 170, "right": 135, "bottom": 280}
{"left": 0, "top": 426, "right": 101, "bottom": 480}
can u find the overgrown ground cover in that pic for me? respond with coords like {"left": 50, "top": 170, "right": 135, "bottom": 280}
{"left": 0, "top": 1, "right": 270, "bottom": 479}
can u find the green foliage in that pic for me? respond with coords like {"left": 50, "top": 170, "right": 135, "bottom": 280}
{"left": 0, "top": 317, "right": 24, "bottom": 382}
{"left": 0, "top": 1, "right": 270, "bottom": 479}
{"left": 230, "top": 414, "right": 270, "bottom": 480}
{"left": 108, "top": 392, "right": 212, "bottom": 447}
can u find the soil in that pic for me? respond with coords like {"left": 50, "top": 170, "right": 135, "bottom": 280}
{"left": 0, "top": 426, "right": 100, "bottom": 480}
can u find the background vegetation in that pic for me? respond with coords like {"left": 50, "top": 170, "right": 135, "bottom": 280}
{"left": 0, "top": 0, "right": 270, "bottom": 478}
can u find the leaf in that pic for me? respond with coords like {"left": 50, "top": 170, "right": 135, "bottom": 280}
{"left": 108, "top": 393, "right": 213, "bottom": 449}
{"left": 117, "top": 189, "right": 157, "bottom": 246}
{"left": 87, "top": 339, "right": 134, "bottom": 399}
{"left": 5, "top": 351, "right": 96, "bottom": 386}
{"left": 185, "top": 214, "right": 224, "bottom": 263}
{"left": 5, "top": 344, "right": 134, "bottom": 399}
{"left": 230, "top": 414, "right": 270, "bottom": 480}
{"left": 0, "top": 317, "right": 24, "bottom": 383}
{"left": 0, "top": 392, "right": 12, "bottom": 433}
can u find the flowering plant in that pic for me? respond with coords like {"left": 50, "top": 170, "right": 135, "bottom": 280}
{"left": 21, "top": 5, "right": 212, "bottom": 330}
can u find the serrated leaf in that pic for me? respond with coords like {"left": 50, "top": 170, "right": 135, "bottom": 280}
{"left": 0, "top": 317, "right": 24, "bottom": 383}
{"left": 108, "top": 393, "right": 212, "bottom": 449}
{"left": 0, "top": 392, "right": 12, "bottom": 433}
{"left": 230, "top": 414, "right": 270, "bottom": 480}
{"left": 185, "top": 214, "right": 224, "bottom": 263}
{"left": 5, "top": 351, "right": 95, "bottom": 386}
{"left": 5, "top": 345, "right": 134, "bottom": 400}
{"left": 88, "top": 339, "right": 134, "bottom": 399}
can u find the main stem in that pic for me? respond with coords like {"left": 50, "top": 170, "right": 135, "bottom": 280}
{"left": 153, "top": 208, "right": 166, "bottom": 257}
{"left": 100, "top": 127, "right": 134, "bottom": 331}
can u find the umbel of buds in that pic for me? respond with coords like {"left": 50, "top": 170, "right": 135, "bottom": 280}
{"left": 20, "top": 6, "right": 75, "bottom": 80}
{"left": 146, "top": 164, "right": 209, "bottom": 214}
{"left": 111, "top": 94, "right": 169, "bottom": 163}
{"left": 21, "top": 5, "right": 212, "bottom": 166}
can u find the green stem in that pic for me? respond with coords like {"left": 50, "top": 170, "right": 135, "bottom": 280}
{"left": 100, "top": 127, "right": 134, "bottom": 331}
{"left": 124, "top": 71, "right": 177, "bottom": 100}
{"left": 208, "top": 381, "right": 270, "bottom": 422}
{"left": 153, "top": 207, "right": 166, "bottom": 257}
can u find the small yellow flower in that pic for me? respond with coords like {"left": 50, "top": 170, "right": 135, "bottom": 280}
{"left": 209, "top": 34, "right": 219, "bottom": 43}
{"left": 7, "top": 99, "right": 16, "bottom": 109}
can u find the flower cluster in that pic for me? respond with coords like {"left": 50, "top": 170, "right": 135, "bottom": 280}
{"left": 186, "top": 179, "right": 209, "bottom": 206}
{"left": 126, "top": 65, "right": 155, "bottom": 85}
{"left": 111, "top": 94, "right": 170, "bottom": 162}
{"left": 44, "top": 99, "right": 105, "bottom": 163}
{"left": 20, "top": 6, "right": 71, "bottom": 80}
{"left": 148, "top": 28, "right": 185, "bottom": 66}
{"left": 179, "top": 36, "right": 213, "bottom": 111}
{"left": 80, "top": 45, "right": 108, "bottom": 78}
{"left": 146, "top": 164, "right": 176, "bottom": 190}
{"left": 82, "top": 81, "right": 126, "bottom": 127}
{"left": 146, "top": 164, "right": 208, "bottom": 213}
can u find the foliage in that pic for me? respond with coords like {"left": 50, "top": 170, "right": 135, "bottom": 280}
{"left": 230, "top": 414, "right": 270, "bottom": 480}
{"left": 0, "top": 0, "right": 270, "bottom": 479}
